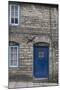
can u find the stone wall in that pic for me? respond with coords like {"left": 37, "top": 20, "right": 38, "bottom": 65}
{"left": 9, "top": 2, "right": 58, "bottom": 82}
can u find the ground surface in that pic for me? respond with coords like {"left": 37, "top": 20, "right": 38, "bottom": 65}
{"left": 8, "top": 81, "right": 58, "bottom": 89}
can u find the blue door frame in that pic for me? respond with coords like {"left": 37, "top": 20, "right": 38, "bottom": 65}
{"left": 33, "top": 45, "right": 49, "bottom": 78}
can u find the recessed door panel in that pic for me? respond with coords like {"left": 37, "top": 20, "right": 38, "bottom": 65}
{"left": 33, "top": 46, "right": 49, "bottom": 78}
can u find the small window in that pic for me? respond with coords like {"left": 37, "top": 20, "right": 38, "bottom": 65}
{"left": 8, "top": 46, "right": 18, "bottom": 67}
{"left": 38, "top": 51, "right": 44, "bottom": 58}
{"left": 10, "top": 4, "right": 19, "bottom": 25}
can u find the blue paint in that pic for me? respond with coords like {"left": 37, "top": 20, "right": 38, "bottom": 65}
{"left": 33, "top": 46, "right": 49, "bottom": 78}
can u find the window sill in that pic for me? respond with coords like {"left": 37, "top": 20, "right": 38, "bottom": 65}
{"left": 10, "top": 23, "right": 19, "bottom": 26}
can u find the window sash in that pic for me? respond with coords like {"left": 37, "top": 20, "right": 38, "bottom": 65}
{"left": 10, "top": 4, "right": 19, "bottom": 25}
{"left": 8, "top": 46, "right": 18, "bottom": 67}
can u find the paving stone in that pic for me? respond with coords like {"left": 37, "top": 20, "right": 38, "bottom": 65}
{"left": 8, "top": 81, "right": 58, "bottom": 88}
{"left": 8, "top": 82, "right": 16, "bottom": 89}
{"left": 15, "top": 82, "right": 27, "bottom": 88}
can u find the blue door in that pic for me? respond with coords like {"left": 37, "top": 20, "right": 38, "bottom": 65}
{"left": 33, "top": 46, "right": 49, "bottom": 78}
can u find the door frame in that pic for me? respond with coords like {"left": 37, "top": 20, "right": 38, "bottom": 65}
{"left": 33, "top": 42, "right": 49, "bottom": 80}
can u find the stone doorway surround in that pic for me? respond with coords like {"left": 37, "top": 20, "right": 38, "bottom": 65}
{"left": 31, "top": 35, "right": 53, "bottom": 81}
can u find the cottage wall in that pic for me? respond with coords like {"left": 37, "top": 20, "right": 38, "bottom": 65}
{"left": 9, "top": 2, "right": 58, "bottom": 82}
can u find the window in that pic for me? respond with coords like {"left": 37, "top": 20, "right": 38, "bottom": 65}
{"left": 8, "top": 46, "right": 18, "bottom": 67}
{"left": 10, "top": 4, "right": 19, "bottom": 25}
{"left": 38, "top": 51, "right": 44, "bottom": 58}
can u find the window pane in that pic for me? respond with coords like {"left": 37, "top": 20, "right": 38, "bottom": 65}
{"left": 14, "top": 54, "right": 17, "bottom": 60}
{"left": 11, "top": 18, "right": 14, "bottom": 24}
{"left": 11, "top": 47, "right": 13, "bottom": 51}
{"left": 9, "top": 46, "right": 18, "bottom": 67}
{"left": 8, "top": 47, "right": 11, "bottom": 66}
{"left": 11, "top": 60, "right": 14, "bottom": 65}
{"left": 11, "top": 11, "right": 14, "bottom": 17}
{"left": 11, "top": 47, "right": 17, "bottom": 66}
{"left": 11, "top": 5, "right": 14, "bottom": 17}
{"left": 10, "top": 5, "right": 19, "bottom": 25}
{"left": 15, "top": 11, "right": 18, "bottom": 17}
{"left": 13, "top": 47, "right": 17, "bottom": 52}
{"left": 15, "top": 5, "right": 18, "bottom": 24}
{"left": 14, "top": 60, "right": 17, "bottom": 65}
{"left": 11, "top": 5, "right": 14, "bottom": 12}
{"left": 15, "top": 18, "right": 18, "bottom": 24}
{"left": 11, "top": 53, "right": 14, "bottom": 59}
{"left": 13, "top": 51, "right": 17, "bottom": 66}
{"left": 15, "top": 5, "right": 18, "bottom": 17}
{"left": 15, "top": 5, "right": 18, "bottom": 11}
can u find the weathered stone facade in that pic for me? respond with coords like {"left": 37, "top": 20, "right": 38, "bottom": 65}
{"left": 8, "top": 1, "right": 58, "bottom": 83}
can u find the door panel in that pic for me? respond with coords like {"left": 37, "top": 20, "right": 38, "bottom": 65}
{"left": 33, "top": 46, "right": 49, "bottom": 78}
